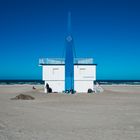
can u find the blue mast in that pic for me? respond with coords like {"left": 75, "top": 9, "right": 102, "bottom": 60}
{"left": 65, "top": 12, "right": 74, "bottom": 92}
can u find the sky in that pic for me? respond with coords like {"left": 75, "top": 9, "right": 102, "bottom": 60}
{"left": 0, "top": 0, "right": 140, "bottom": 80}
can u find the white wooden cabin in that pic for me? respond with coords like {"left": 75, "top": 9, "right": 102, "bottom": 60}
{"left": 39, "top": 58, "right": 97, "bottom": 93}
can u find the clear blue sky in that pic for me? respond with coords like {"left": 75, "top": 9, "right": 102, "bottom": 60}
{"left": 0, "top": 0, "right": 140, "bottom": 80}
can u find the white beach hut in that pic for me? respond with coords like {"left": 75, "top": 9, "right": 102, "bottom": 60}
{"left": 39, "top": 58, "right": 97, "bottom": 93}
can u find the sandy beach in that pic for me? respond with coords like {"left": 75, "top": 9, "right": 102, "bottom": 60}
{"left": 0, "top": 85, "right": 140, "bottom": 140}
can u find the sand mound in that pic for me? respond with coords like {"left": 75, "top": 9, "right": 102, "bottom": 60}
{"left": 11, "top": 94, "right": 35, "bottom": 100}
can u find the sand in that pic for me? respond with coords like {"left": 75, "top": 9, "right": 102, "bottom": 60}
{"left": 0, "top": 84, "right": 140, "bottom": 140}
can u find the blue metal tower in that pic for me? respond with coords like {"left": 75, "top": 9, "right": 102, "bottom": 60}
{"left": 65, "top": 12, "right": 74, "bottom": 92}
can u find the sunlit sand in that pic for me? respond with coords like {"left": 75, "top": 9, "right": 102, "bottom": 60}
{"left": 0, "top": 85, "right": 140, "bottom": 140}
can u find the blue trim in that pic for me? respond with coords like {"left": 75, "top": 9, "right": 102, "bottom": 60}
{"left": 40, "top": 64, "right": 97, "bottom": 66}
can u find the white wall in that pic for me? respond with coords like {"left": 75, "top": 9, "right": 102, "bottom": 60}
{"left": 45, "top": 80, "right": 64, "bottom": 93}
{"left": 43, "top": 65, "right": 65, "bottom": 93}
{"left": 42, "top": 65, "right": 96, "bottom": 93}
{"left": 74, "top": 65, "right": 96, "bottom": 81}
{"left": 74, "top": 65, "right": 96, "bottom": 92}
{"left": 74, "top": 81, "right": 93, "bottom": 93}
{"left": 43, "top": 65, "right": 65, "bottom": 80}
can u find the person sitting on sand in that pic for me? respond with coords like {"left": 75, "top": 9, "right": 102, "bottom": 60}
{"left": 32, "top": 86, "right": 36, "bottom": 90}
{"left": 45, "top": 83, "right": 52, "bottom": 93}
